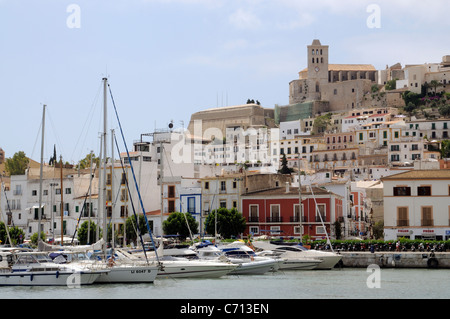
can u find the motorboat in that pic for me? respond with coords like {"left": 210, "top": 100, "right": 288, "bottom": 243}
{"left": 213, "top": 241, "right": 281, "bottom": 275}
{"left": 252, "top": 241, "right": 342, "bottom": 270}
{"left": 0, "top": 250, "right": 104, "bottom": 286}
{"left": 118, "top": 248, "right": 237, "bottom": 279}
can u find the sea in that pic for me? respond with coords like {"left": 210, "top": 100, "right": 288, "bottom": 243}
{"left": 1, "top": 268, "right": 449, "bottom": 312}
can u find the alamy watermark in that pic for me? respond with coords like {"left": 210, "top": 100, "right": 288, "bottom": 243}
{"left": 366, "top": 264, "right": 381, "bottom": 289}
{"left": 366, "top": 4, "right": 381, "bottom": 29}
{"left": 170, "top": 120, "right": 279, "bottom": 166}
{"left": 66, "top": 4, "right": 81, "bottom": 29}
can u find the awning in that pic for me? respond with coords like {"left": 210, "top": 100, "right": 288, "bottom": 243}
{"left": 26, "top": 204, "right": 46, "bottom": 210}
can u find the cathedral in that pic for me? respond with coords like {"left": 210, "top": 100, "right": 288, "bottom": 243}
{"left": 288, "top": 39, "right": 378, "bottom": 113}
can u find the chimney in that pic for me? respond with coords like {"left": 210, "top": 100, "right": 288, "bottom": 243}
{"left": 285, "top": 182, "right": 290, "bottom": 193}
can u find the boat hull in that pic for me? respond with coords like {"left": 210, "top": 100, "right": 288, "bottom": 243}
{"left": 278, "top": 259, "right": 321, "bottom": 270}
{"left": 230, "top": 259, "right": 279, "bottom": 275}
{"left": 157, "top": 261, "right": 236, "bottom": 278}
{"left": 0, "top": 270, "right": 100, "bottom": 286}
{"left": 96, "top": 265, "right": 158, "bottom": 283}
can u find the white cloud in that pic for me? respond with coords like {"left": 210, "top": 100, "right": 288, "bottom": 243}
{"left": 228, "top": 8, "right": 262, "bottom": 30}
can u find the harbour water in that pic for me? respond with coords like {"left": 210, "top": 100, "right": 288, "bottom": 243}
{"left": 2, "top": 268, "right": 449, "bottom": 300}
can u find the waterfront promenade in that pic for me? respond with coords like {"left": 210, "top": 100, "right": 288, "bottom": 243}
{"left": 339, "top": 251, "right": 450, "bottom": 269}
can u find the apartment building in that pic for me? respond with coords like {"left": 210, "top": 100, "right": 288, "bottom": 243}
{"left": 381, "top": 170, "right": 450, "bottom": 241}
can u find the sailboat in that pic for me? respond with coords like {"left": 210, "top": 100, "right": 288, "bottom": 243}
{"left": 87, "top": 78, "right": 159, "bottom": 283}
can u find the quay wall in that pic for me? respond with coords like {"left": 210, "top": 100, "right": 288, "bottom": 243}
{"left": 339, "top": 251, "right": 450, "bottom": 269}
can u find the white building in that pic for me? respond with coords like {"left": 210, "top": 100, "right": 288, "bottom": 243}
{"left": 381, "top": 170, "right": 450, "bottom": 241}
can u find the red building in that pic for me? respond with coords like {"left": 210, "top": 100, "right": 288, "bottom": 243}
{"left": 241, "top": 184, "right": 343, "bottom": 240}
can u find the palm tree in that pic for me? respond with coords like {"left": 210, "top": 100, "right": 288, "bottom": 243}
{"left": 428, "top": 80, "right": 443, "bottom": 94}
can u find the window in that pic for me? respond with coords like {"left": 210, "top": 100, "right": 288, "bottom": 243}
{"left": 270, "top": 205, "right": 281, "bottom": 222}
{"left": 359, "top": 133, "right": 363, "bottom": 141}
{"left": 249, "top": 205, "right": 258, "bottom": 222}
{"left": 220, "top": 181, "right": 226, "bottom": 192}
{"left": 397, "top": 207, "right": 409, "bottom": 226}
{"left": 219, "top": 200, "right": 227, "bottom": 208}
{"left": 417, "top": 186, "right": 431, "bottom": 196}
{"left": 394, "top": 131, "right": 399, "bottom": 138}
{"left": 421, "top": 206, "right": 433, "bottom": 226}
{"left": 168, "top": 185, "right": 175, "bottom": 198}
{"left": 121, "top": 189, "right": 128, "bottom": 201}
{"left": 393, "top": 187, "right": 411, "bottom": 196}
{"left": 205, "top": 182, "right": 209, "bottom": 190}
{"left": 168, "top": 200, "right": 175, "bottom": 213}
{"left": 32, "top": 190, "right": 37, "bottom": 196}
{"left": 316, "top": 204, "right": 326, "bottom": 222}
{"left": 120, "top": 205, "right": 129, "bottom": 218}
{"left": 391, "top": 145, "right": 400, "bottom": 151}
{"left": 187, "top": 197, "right": 195, "bottom": 213}
{"left": 65, "top": 188, "right": 71, "bottom": 195}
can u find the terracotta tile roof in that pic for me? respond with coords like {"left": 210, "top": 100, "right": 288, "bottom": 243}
{"left": 381, "top": 169, "right": 450, "bottom": 181}
{"left": 242, "top": 186, "right": 336, "bottom": 197}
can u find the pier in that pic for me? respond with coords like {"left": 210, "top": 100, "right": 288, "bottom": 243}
{"left": 338, "top": 251, "right": 450, "bottom": 269}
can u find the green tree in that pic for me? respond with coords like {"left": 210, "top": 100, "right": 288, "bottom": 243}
{"left": 5, "top": 151, "right": 29, "bottom": 175}
{"left": 162, "top": 212, "right": 199, "bottom": 239}
{"left": 372, "top": 220, "right": 384, "bottom": 240}
{"left": 278, "top": 154, "right": 292, "bottom": 174}
{"left": 77, "top": 220, "right": 99, "bottom": 245}
{"left": 30, "top": 232, "right": 46, "bottom": 246}
{"left": 438, "top": 104, "right": 450, "bottom": 117}
{"left": 428, "top": 80, "right": 443, "bottom": 94}
{"left": 441, "top": 140, "right": 450, "bottom": 158}
{"left": 125, "top": 214, "right": 151, "bottom": 245}
{"left": 8, "top": 226, "right": 25, "bottom": 245}
{"left": 313, "top": 112, "right": 332, "bottom": 134}
{"left": 385, "top": 79, "right": 397, "bottom": 91}
{"left": 204, "top": 207, "right": 246, "bottom": 239}
{"left": 76, "top": 152, "right": 100, "bottom": 170}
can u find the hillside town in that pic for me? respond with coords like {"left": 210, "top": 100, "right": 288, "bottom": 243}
{"left": 2, "top": 39, "right": 450, "bottom": 246}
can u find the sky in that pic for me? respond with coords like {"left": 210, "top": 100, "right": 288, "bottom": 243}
{"left": 1, "top": 0, "right": 450, "bottom": 165}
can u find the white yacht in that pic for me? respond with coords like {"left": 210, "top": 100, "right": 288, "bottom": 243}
{"left": 210, "top": 241, "right": 281, "bottom": 275}
{"left": 119, "top": 248, "right": 237, "bottom": 279}
{"left": 252, "top": 241, "right": 342, "bottom": 270}
{"left": 0, "top": 250, "right": 104, "bottom": 286}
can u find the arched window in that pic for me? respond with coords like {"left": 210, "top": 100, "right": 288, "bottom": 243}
{"left": 315, "top": 81, "right": 320, "bottom": 93}
{"left": 312, "top": 49, "right": 315, "bottom": 55}
{"left": 321, "top": 57, "right": 323, "bottom": 63}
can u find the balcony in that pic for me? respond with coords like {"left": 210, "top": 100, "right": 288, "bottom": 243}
{"left": 421, "top": 219, "right": 434, "bottom": 227}
{"left": 266, "top": 216, "right": 283, "bottom": 223}
{"left": 396, "top": 219, "right": 409, "bottom": 227}
{"left": 290, "top": 216, "right": 307, "bottom": 222}
{"left": 315, "top": 215, "right": 326, "bottom": 222}
{"left": 248, "top": 216, "right": 259, "bottom": 222}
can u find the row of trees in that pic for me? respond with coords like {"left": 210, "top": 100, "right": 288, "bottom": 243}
{"left": 0, "top": 207, "right": 247, "bottom": 247}
{"left": 3, "top": 151, "right": 101, "bottom": 176}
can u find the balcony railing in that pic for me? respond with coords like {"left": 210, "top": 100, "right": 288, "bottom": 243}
{"left": 248, "top": 216, "right": 259, "bottom": 222}
{"left": 290, "top": 216, "right": 307, "bottom": 222}
{"left": 397, "top": 219, "right": 409, "bottom": 227}
{"left": 421, "top": 219, "right": 434, "bottom": 227}
{"left": 266, "top": 216, "right": 283, "bottom": 223}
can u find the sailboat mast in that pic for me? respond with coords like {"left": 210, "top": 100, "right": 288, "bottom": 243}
{"left": 298, "top": 157, "right": 303, "bottom": 242}
{"left": 60, "top": 155, "right": 64, "bottom": 245}
{"left": 38, "top": 104, "right": 46, "bottom": 243}
{"left": 101, "top": 77, "right": 108, "bottom": 256}
{"left": 88, "top": 150, "right": 93, "bottom": 244}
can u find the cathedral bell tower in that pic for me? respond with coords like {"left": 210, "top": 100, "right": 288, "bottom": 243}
{"left": 307, "top": 39, "right": 329, "bottom": 97}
